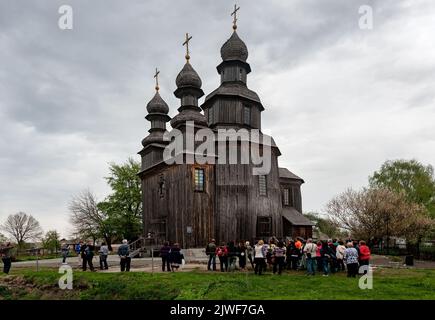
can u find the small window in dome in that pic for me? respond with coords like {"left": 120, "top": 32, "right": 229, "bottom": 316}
{"left": 244, "top": 105, "right": 250, "bottom": 125}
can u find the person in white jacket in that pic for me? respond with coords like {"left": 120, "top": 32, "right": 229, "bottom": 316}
{"left": 336, "top": 240, "right": 346, "bottom": 271}
{"left": 303, "top": 239, "right": 318, "bottom": 276}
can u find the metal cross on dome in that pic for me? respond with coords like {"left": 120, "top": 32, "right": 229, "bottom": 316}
{"left": 231, "top": 4, "right": 240, "bottom": 30}
{"left": 153, "top": 67, "right": 160, "bottom": 91}
{"left": 182, "top": 32, "right": 192, "bottom": 62}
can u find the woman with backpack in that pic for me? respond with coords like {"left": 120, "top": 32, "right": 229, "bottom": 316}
{"left": 216, "top": 242, "right": 228, "bottom": 272}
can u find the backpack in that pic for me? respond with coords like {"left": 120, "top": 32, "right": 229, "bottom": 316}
{"left": 217, "top": 247, "right": 225, "bottom": 257}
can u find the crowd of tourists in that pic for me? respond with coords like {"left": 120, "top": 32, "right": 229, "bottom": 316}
{"left": 203, "top": 237, "right": 371, "bottom": 277}
{"left": 2, "top": 236, "right": 370, "bottom": 276}
{"left": 70, "top": 239, "right": 186, "bottom": 273}
{"left": 71, "top": 239, "right": 131, "bottom": 272}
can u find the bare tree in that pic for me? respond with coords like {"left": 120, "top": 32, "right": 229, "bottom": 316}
{"left": 1, "top": 212, "right": 43, "bottom": 248}
{"left": 69, "top": 189, "right": 114, "bottom": 249}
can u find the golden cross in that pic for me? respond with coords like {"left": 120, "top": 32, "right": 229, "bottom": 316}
{"left": 153, "top": 67, "right": 160, "bottom": 91}
{"left": 231, "top": 4, "right": 240, "bottom": 30}
{"left": 182, "top": 32, "right": 192, "bottom": 62}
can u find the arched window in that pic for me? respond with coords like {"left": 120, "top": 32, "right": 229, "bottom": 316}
{"left": 194, "top": 168, "right": 205, "bottom": 192}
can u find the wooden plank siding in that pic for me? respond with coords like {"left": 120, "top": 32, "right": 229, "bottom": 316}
{"left": 214, "top": 146, "right": 282, "bottom": 244}
{"left": 141, "top": 163, "right": 214, "bottom": 248}
{"left": 204, "top": 98, "right": 261, "bottom": 129}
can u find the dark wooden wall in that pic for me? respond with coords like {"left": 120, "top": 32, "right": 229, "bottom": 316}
{"left": 214, "top": 146, "right": 282, "bottom": 244}
{"left": 204, "top": 98, "right": 262, "bottom": 130}
{"left": 141, "top": 163, "right": 214, "bottom": 248}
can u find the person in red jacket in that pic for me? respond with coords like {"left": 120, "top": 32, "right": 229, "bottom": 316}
{"left": 358, "top": 240, "right": 371, "bottom": 266}
{"left": 216, "top": 242, "right": 228, "bottom": 272}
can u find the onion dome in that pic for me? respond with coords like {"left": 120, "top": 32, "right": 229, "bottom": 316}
{"left": 220, "top": 31, "right": 248, "bottom": 62}
{"left": 146, "top": 91, "right": 169, "bottom": 114}
{"left": 175, "top": 62, "right": 202, "bottom": 89}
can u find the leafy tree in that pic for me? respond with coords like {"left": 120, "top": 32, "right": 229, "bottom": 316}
{"left": 98, "top": 158, "right": 142, "bottom": 241}
{"left": 42, "top": 230, "right": 61, "bottom": 253}
{"left": 303, "top": 212, "right": 341, "bottom": 238}
{"left": 1, "top": 212, "right": 43, "bottom": 248}
{"left": 369, "top": 159, "right": 435, "bottom": 218}
{"left": 69, "top": 189, "right": 114, "bottom": 249}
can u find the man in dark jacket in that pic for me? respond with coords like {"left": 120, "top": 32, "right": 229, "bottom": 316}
{"left": 81, "top": 241, "right": 95, "bottom": 271}
{"left": 1, "top": 242, "right": 14, "bottom": 274}
{"left": 205, "top": 239, "right": 217, "bottom": 271}
{"left": 286, "top": 240, "right": 299, "bottom": 270}
{"left": 118, "top": 239, "right": 131, "bottom": 272}
{"left": 160, "top": 241, "right": 171, "bottom": 272}
{"left": 320, "top": 241, "right": 335, "bottom": 276}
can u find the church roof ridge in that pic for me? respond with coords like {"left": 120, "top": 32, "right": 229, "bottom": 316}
{"left": 279, "top": 167, "right": 304, "bottom": 182}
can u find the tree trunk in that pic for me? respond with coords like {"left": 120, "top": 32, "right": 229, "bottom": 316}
{"left": 416, "top": 237, "right": 421, "bottom": 259}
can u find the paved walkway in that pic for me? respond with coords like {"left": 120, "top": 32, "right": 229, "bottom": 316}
{"left": 11, "top": 254, "right": 435, "bottom": 272}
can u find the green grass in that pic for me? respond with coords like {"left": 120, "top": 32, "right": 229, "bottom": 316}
{"left": 1, "top": 268, "right": 434, "bottom": 300}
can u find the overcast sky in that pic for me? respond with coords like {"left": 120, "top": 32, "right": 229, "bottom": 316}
{"left": 1, "top": 0, "right": 434, "bottom": 238}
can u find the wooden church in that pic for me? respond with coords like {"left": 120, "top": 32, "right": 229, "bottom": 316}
{"left": 138, "top": 7, "right": 313, "bottom": 248}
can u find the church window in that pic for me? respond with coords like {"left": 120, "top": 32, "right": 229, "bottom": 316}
{"left": 257, "top": 217, "right": 272, "bottom": 237}
{"left": 258, "top": 175, "right": 267, "bottom": 196}
{"left": 283, "top": 188, "right": 289, "bottom": 206}
{"left": 289, "top": 187, "right": 295, "bottom": 207}
{"left": 194, "top": 168, "right": 205, "bottom": 192}
{"left": 158, "top": 174, "right": 165, "bottom": 198}
{"left": 244, "top": 105, "right": 251, "bottom": 125}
